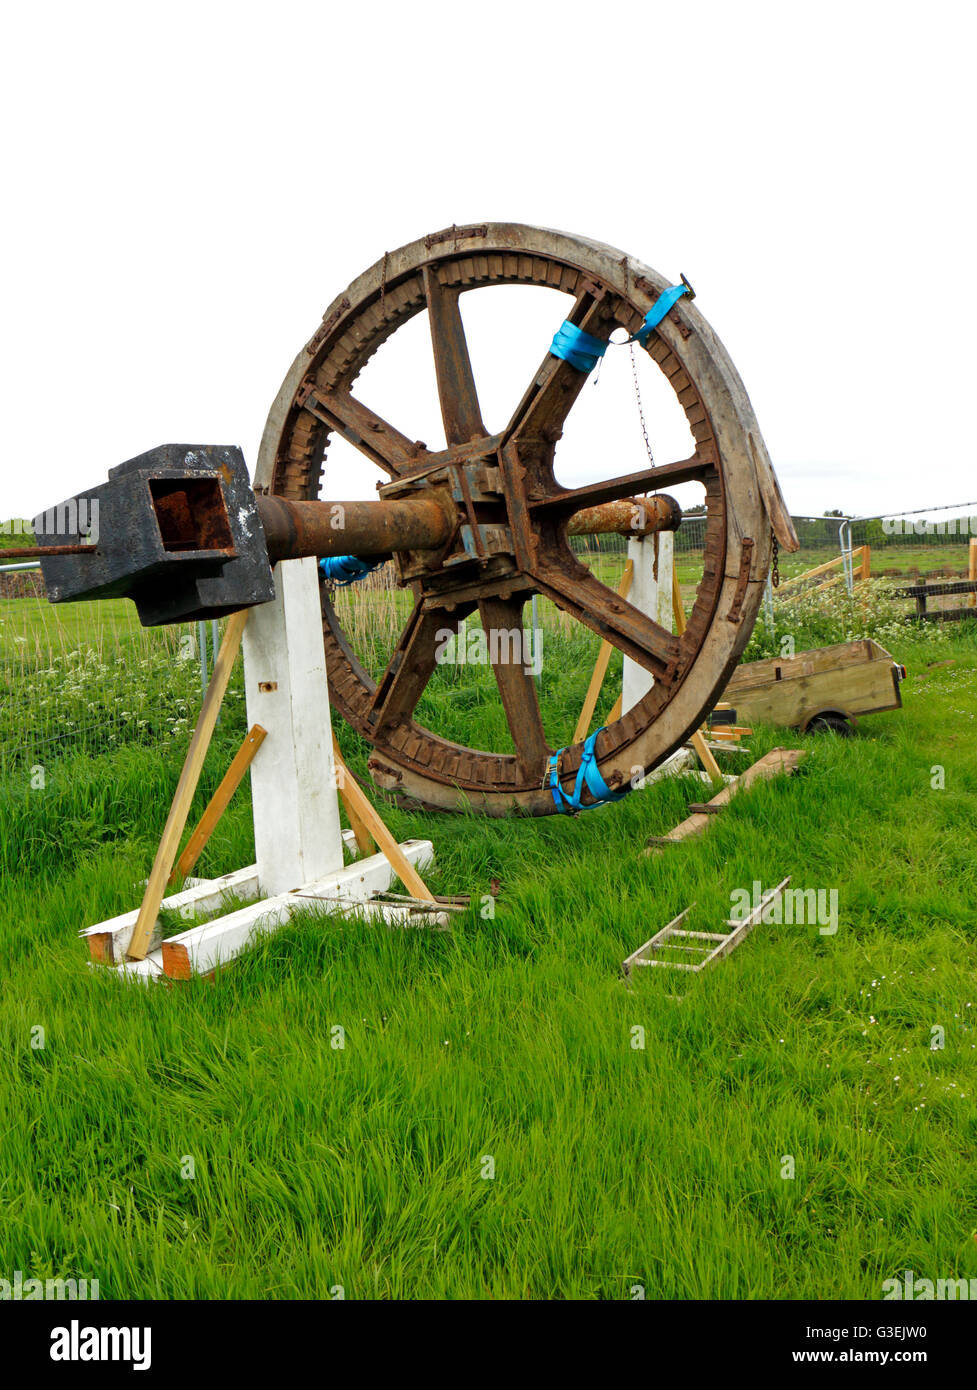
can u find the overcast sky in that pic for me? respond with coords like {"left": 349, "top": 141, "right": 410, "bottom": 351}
{"left": 2, "top": 0, "right": 974, "bottom": 525}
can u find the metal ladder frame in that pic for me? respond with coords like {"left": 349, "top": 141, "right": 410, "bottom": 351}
{"left": 622, "top": 877, "right": 791, "bottom": 976}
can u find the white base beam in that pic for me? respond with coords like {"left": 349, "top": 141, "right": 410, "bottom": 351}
{"left": 91, "top": 838, "right": 436, "bottom": 985}
{"left": 643, "top": 748, "right": 694, "bottom": 784}
{"left": 81, "top": 829, "right": 363, "bottom": 965}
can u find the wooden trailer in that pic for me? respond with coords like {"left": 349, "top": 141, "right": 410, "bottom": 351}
{"left": 720, "top": 639, "right": 906, "bottom": 736}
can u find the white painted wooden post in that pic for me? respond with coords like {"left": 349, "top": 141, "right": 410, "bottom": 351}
{"left": 622, "top": 531, "right": 673, "bottom": 714}
{"left": 242, "top": 557, "right": 344, "bottom": 896}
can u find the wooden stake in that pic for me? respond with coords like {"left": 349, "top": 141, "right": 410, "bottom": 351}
{"left": 969, "top": 537, "right": 976, "bottom": 608}
{"left": 168, "top": 724, "right": 268, "bottom": 886}
{"left": 573, "top": 559, "right": 633, "bottom": 743}
{"left": 127, "top": 609, "right": 250, "bottom": 960}
{"left": 330, "top": 742, "right": 434, "bottom": 901}
{"left": 643, "top": 748, "right": 805, "bottom": 855}
{"left": 331, "top": 733, "right": 376, "bottom": 856}
{"left": 860, "top": 544, "right": 871, "bottom": 581}
{"left": 671, "top": 559, "right": 723, "bottom": 785}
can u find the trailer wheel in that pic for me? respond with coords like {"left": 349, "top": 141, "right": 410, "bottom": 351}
{"left": 806, "top": 712, "right": 854, "bottom": 737}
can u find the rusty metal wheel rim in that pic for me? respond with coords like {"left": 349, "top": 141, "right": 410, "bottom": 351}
{"left": 255, "top": 223, "right": 775, "bottom": 815}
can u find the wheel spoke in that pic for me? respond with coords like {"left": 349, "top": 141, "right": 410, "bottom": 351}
{"left": 478, "top": 594, "right": 549, "bottom": 776}
{"left": 301, "top": 387, "right": 428, "bottom": 477}
{"left": 532, "top": 562, "right": 680, "bottom": 681}
{"left": 529, "top": 455, "right": 712, "bottom": 515}
{"left": 423, "top": 265, "right": 485, "bottom": 445}
{"left": 367, "top": 598, "right": 476, "bottom": 735}
{"left": 501, "top": 288, "right": 613, "bottom": 453}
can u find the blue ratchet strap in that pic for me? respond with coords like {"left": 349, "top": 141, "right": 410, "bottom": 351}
{"left": 549, "top": 320, "right": 610, "bottom": 374}
{"left": 547, "top": 726, "right": 630, "bottom": 814}
{"left": 632, "top": 279, "right": 693, "bottom": 346}
{"left": 318, "top": 554, "right": 382, "bottom": 587}
{"left": 551, "top": 276, "right": 695, "bottom": 366}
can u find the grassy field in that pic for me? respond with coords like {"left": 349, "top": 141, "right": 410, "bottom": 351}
{"left": 579, "top": 541, "right": 976, "bottom": 596}
{"left": 0, "top": 590, "right": 975, "bottom": 1298}
{"left": 0, "top": 594, "right": 165, "bottom": 658}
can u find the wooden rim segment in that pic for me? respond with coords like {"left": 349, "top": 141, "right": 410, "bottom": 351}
{"left": 255, "top": 223, "right": 774, "bottom": 815}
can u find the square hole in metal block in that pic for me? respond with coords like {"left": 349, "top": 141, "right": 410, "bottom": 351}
{"left": 149, "top": 477, "right": 234, "bottom": 553}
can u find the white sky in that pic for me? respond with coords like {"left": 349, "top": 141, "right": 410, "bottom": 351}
{"left": 1, "top": 0, "right": 974, "bottom": 524}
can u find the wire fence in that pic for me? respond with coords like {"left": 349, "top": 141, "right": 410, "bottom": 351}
{"left": 574, "top": 504, "right": 977, "bottom": 577}
{"left": 0, "top": 567, "right": 247, "bottom": 782}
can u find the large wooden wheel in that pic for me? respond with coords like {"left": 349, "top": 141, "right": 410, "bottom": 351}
{"left": 254, "top": 223, "right": 795, "bottom": 815}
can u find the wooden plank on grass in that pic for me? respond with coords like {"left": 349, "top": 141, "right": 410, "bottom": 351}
{"left": 642, "top": 748, "right": 805, "bottom": 856}
{"left": 127, "top": 608, "right": 249, "bottom": 960}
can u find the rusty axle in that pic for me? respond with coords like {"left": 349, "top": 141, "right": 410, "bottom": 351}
{"left": 255, "top": 491, "right": 681, "bottom": 564}
{"left": 256, "top": 494, "right": 452, "bottom": 561}
{"left": 32, "top": 441, "right": 683, "bottom": 627}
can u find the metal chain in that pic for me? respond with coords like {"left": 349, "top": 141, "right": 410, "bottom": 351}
{"left": 771, "top": 528, "right": 780, "bottom": 587}
{"left": 629, "top": 341, "right": 656, "bottom": 471}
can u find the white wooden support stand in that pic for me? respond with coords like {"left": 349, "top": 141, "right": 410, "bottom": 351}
{"left": 81, "top": 557, "right": 436, "bottom": 983}
{"left": 621, "top": 531, "right": 693, "bottom": 784}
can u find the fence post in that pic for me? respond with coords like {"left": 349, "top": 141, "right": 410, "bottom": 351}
{"left": 970, "top": 537, "right": 977, "bottom": 608}
{"left": 838, "top": 518, "right": 855, "bottom": 595}
{"left": 211, "top": 618, "right": 221, "bottom": 724}
{"left": 196, "top": 620, "right": 208, "bottom": 701}
{"left": 530, "top": 594, "right": 541, "bottom": 683}
{"left": 861, "top": 545, "right": 871, "bottom": 581}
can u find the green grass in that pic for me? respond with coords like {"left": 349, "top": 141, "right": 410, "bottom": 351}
{"left": 1, "top": 612, "right": 976, "bottom": 1298}
{"left": 0, "top": 595, "right": 155, "bottom": 659}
